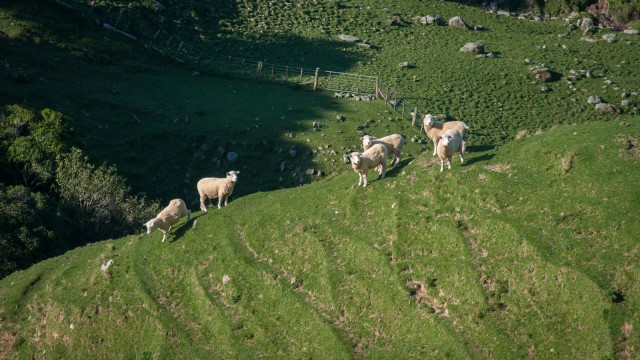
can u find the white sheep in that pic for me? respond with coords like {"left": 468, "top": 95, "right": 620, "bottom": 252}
{"left": 197, "top": 171, "right": 240, "bottom": 211}
{"left": 423, "top": 114, "right": 469, "bottom": 156}
{"left": 361, "top": 134, "right": 406, "bottom": 167}
{"left": 144, "top": 199, "right": 191, "bottom": 242}
{"left": 348, "top": 143, "right": 388, "bottom": 187}
{"left": 436, "top": 128, "right": 465, "bottom": 172}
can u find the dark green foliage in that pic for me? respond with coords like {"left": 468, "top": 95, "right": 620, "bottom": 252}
{"left": 55, "top": 148, "right": 160, "bottom": 243}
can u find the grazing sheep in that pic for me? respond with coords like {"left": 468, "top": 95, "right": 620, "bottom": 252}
{"left": 348, "top": 143, "right": 388, "bottom": 187}
{"left": 197, "top": 171, "right": 240, "bottom": 211}
{"left": 361, "top": 134, "right": 406, "bottom": 167}
{"left": 144, "top": 199, "right": 191, "bottom": 242}
{"left": 436, "top": 129, "right": 465, "bottom": 172}
{"left": 423, "top": 114, "right": 469, "bottom": 156}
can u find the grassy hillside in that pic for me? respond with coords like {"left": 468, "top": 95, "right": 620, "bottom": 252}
{"left": 1, "top": 119, "right": 639, "bottom": 358}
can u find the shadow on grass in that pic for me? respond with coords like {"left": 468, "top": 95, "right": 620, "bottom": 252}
{"left": 464, "top": 152, "right": 495, "bottom": 166}
{"left": 169, "top": 212, "right": 207, "bottom": 243}
{"left": 384, "top": 157, "right": 415, "bottom": 178}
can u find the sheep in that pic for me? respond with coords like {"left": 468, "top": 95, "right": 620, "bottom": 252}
{"left": 197, "top": 170, "right": 240, "bottom": 211}
{"left": 144, "top": 199, "right": 191, "bottom": 242}
{"left": 423, "top": 114, "right": 469, "bottom": 156}
{"left": 348, "top": 143, "right": 388, "bottom": 187}
{"left": 361, "top": 134, "right": 406, "bottom": 167}
{"left": 436, "top": 128, "right": 465, "bottom": 172}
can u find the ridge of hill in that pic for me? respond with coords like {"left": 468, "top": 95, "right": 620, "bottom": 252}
{"left": 1, "top": 119, "right": 638, "bottom": 358}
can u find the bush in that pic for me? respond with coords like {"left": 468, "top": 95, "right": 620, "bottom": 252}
{"left": 55, "top": 148, "right": 159, "bottom": 243}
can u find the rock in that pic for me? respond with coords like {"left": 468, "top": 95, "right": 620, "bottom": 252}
{"left": 460, "top": 42, "right": 485, "bottom": 54}
{"left": 524, "top": 58, "right": 533, "bottom": 64}
{"left": 357, "top": 42, "right": 373, "bottom": 49}
{"left": 289, "top": 148, "right": 297, "bottom": 158}
{"left": 448, "top": 16, "right": 468, "bottom": 29}
{"left": 312, "top": 121, "right": 322, "bottom": 128}
{"left": 621, "top": 99, "right": 633, "bottom": 107}
{"left": 305, "top": 168, "right": 315, "bottom": 175}
{"left": 338, "top": 34, "right": 360, "bottom": 42}
{"left": 576, "top": 17, "right": 595, "bottom": 34}
{"left": 336, "top": 115, "right": 345, "bottom": 121}
{"left": 222, "top": 275, "right": 231, "bottom": 284}
{"left": 316, "top": 171, "right": 324, "bottom": 177}
{"left": 423, "top": 15, "right": 443, "bottom": 25}
{"left": 101, "top": 259, "right": 113, "bottom": 271}
{"left": 152, "top": 1, "right": 165, "bottom": 11}
{"left": 595, "top": 103, "right": 619, "bottom": 114}
{"left": 602, "top": 34, "right": 617, "bottom": 43}
{"left": 496, "top": 10, "right": 511, "bottom": 17}
{"left": 191, "top": 71, "right": 200, "bottom": 77}
{"left": 473, "top": 24, "right": 486, "bottom": 31}
{"left": 529, "top": 65, "right": 552, "bottom": 82}
{"left": 343, "top": 155, "right": 350, "bottom": 163}
{"left": 226, "top": 152, "right": 238, "bottom": 162}
{"left": 622, "top": 92, "right": 629, "bottom": 98}
{"left": 623, "top": 29, "right": 639, "bottom": 35}
{"left": 541, "top": 86, "right": 550, "bottom": 92}
{"left": 588, "top": 95, "right": 602, "bottom": 105}
{"left": 580, "top": 37, "right": 597, "bottom": 43}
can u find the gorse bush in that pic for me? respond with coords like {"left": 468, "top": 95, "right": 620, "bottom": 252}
{"left": 0, "top": 105, "right": 159, "bottom": 278}
{"left": 55, "top": 148, "right": 160, "bottom": 243}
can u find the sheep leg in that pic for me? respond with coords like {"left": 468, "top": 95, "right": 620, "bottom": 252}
{"left": 217, "top": 196, "right": 223, "bottom": 209}
{"left": 357, "top": 173, "right": 363, "bottom": 187}
{"left": 200, "top": 194, "right": 208, "bottom": 212}
{"left": 362, "top": 173, "right": 368, "bottom": 187}
{"left": 380, "top": 161, "right": 387, "bottom": 179}
{"left": 432, "top": 139, "right": 438, "bottom": 156}
{"left": 447, "top": 158, "right": 452, "bottom": 170}
{"left": 440, "top": 158, "right": 444, "bottom": 172}
{"left": 161, "top": 230, "right": 167, "bottom": 242}
{"left": 459, "top": 153, "right": 465, "bottom": 163}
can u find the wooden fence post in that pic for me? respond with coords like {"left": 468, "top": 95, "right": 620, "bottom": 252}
{"left": 300, "top": 68, "right": 304, "bottom": 79}
{"left": 256, "top": 61, "right": 263, "bottom": 78}
{"left": 412, "top": 106, "right": 418, "bottom": 126}
{"left": 148, "top": 29, "right": 160, "bottom": 49}
{"left": 313, "top": 68, "right": 320, "bottom": 91}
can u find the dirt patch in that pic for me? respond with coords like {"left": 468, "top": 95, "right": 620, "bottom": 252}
{"left": 0, "top": 329, "right": 17, "bottom": 360}
{"left": 483, "top": 163, "right": 511, "bottom": 173}
{"left": 617, "top": 134, "right": 640, "bottom": 160}
{"left": 616, "top": 321, "right": 634, "bottom": 360}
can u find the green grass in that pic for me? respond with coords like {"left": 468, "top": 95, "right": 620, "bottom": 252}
{"left": 1, "top": 0, "right": 640, "bottom": 358}
{"left": 1, "top": 119, "right": 638, "bottom": 358}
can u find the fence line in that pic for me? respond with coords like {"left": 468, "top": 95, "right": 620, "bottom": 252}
{"left": 53, "top": 0, "right": 425, "bottom": 133}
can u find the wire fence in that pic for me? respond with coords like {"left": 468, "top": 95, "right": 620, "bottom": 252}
{"left": 53, "top": 0, "right": 425, "bottom": 133}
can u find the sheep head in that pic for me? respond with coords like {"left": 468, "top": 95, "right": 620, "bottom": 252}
{"left": 348, "top": 152, "right": 362, "bottom": 165}
{"left": 360, "top": 135, "right": 375, "bottom": 148}
{"left": 423, "top": 114, "right": 436, "bottom": 127}
{"left": 441, "top": 134, "right": 453, "bottom": 146}
{"left": 144, "top": 218, "right": 159, "bottom": 234}
{"left": 226, "top": 171, "right": 240, "bottom": 182}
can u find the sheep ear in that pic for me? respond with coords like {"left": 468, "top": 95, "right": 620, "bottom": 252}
{"left": 360, "top": 136, "right": 364, "bottom": 140}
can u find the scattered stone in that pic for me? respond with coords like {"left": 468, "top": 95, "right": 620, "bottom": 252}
{"left": 101, "top": 259, "right": 113, "bottom": 271}
{"left": 621, "top": 99, "right": 633, "bottom": 107}
{"left": 312, "top": 121, "right": 322, "bottom": 129}
{"left": 152, "top": 1, "right": 165, "bottom": 11}
{"left": 305, "top": 168, "right": 315, "bottom": 175}
{"left": 496, "top": 10, "right": 511, "bottom": 17}
{"left": 222, "top": 275, "right": 231, "bottom": 284}
{"left": 524, "top": 58, "right": 533, "bottom": 64}
{"left": 541, "top": 86, "right": 550, "bottom": 92}
{"left": 623, "top": 29, "right": 639, "bottom": 35}
{"left": 580, "top": 37, "right": 597, "bottom": 43}
{"left": 460, "top": 42, "right": 485, "bottom": 54}
{"left": 576, "top": 17, "right": 595, "bottom": 34}
{"left": 191, "top": 71, "right": 200, "bottom": 77}
{"left": 473, "top": 25, "right": 486, "bottom": 31}
{"left": 338, "top": 34, "right": 360, "bottom": 42}
{"left": 595, "top": 103, "right": 620, "bottom": 113}
{"left": 602, "top": 34, "right": 617, "bottom": 43}
{"left": 448, "top": 16, "right": 468, "bottom": 29}
{"left": 587, "top": 95, "right": 602, "bottom": 105}
{"left": 529, "top": 65, "right": 552, "bottom": 82}
{"left": 357, "top": 42, "right": 373, "bottom": 49}
{"left": 343, "top": 155, "right": 350, "bottom": 163}
{"left": 226, "top": 152, "right": 238, "bottom": 162}
{"left": 336, "top": 115, "right": 345, "bottom": 121}
{"left": 289, "top": 148, "right": 297, "bottom": 158}
{"left": 622, "top": 92, "right": 629, "bottom": 98}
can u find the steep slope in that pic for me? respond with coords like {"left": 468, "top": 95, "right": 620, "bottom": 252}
{"left": 1, "top": 119, "right": 638, "bottom": 359}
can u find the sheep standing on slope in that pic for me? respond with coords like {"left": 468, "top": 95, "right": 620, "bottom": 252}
{"left": 197, "top": 171, "right": 240, "bottom": 211}
{"left": 423, "top": 114, "right": 469, "bottom": 156}
{"left": 361, "top": 134, "right": 406, "bottom": 167}
{"left": 348, "top": 143, "right": 388, "bottom": 187}
{"left": 436, "top": 129, "right": 465, "bottom": 172}
{"left": 144, "top": 199, "right": 191, "bottom": 242}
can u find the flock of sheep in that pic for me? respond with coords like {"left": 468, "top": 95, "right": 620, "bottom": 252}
{"left": 144, "top": 114, "right": 469, "bottom": 242}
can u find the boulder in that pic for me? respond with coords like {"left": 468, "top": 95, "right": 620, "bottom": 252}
{"left": 602, "top": 33, "right": 617, "bottom": 43}
{"left": 623, "top": 29, "right": 639, "bottom": 35}
{"left": 338, "top": 34, "right": 360, "bottom": 42}
{"left": 448, "top": 16, "right": 468, "bottom": 29}
{"left": 595, "top": 103, "right": 619, "bottom": 114}
{"left": 587, "top": 95, "right": 602, "bottom": 105}
{"left": 576, "top": 17, "right": 595, "bottom": 34}
{"left": 460, "top": 42, "right": 485, "bottom": 54}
